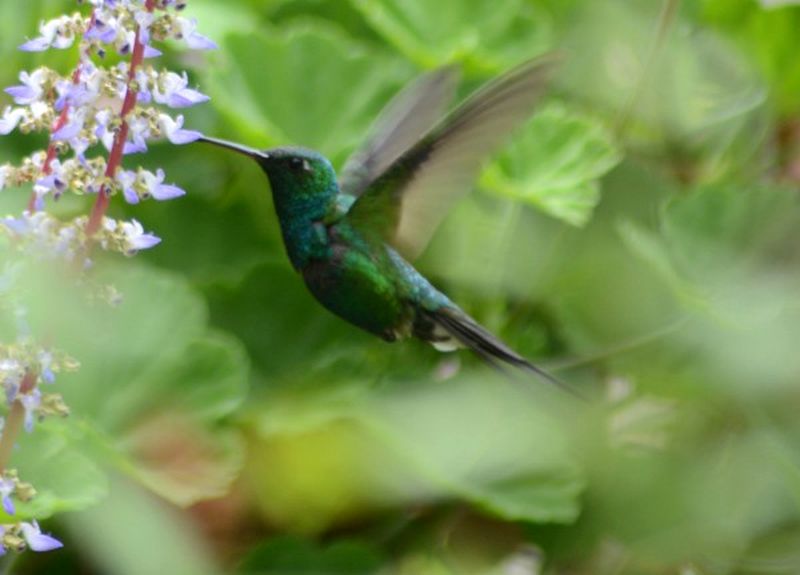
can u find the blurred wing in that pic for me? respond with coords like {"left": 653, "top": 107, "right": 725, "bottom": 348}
{"left": 345, "top": 53, "right": 561, "bottom": 261}
{"left": 339, "top": 66, "right": 460, "bottom": 199}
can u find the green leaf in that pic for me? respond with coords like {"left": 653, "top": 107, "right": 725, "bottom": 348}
{"left": 244, "top": 377, "right": 583, "bottom": 532}
{"left": 184, "top": 0, "right": 265, "bottom": 41}
{"left": 204, "top": 24, "right": 412, "bottom": 166}
{"left": 50, "top": 264, "right": 209, "bottom": 431}
{"left": 701, "top": 0, "right": 800, "bottom": 116}
{"left": 481, "top": 103, "right": 622, "bottom": 226}
{"left": 661, "top": 185, "right": 800, "bottom": 281}
{"left": 162, "top": 332, "right": 250, "bottom": 423}
{"left": 12, "top": 262, "right": 249, "bottom": 507}
{"left": 620, "top": 184, "right": 800, "bottom": 390}
{"left": 65, "top": 476, "right": 219, "bottom": 575}
{"left": 361, "top": 378, "right": 584, "bottom": 524}
{"left": 237, "top": 536, "right": 384, "bottom": 575}
{"left": 559, "top": 0, "right": 767, "bottom": 181}
{"left": 11, "top": 423, "right": 108, "bottom": 521}
{"left": 349, "top": 0, "right": 552, "bottom": 70}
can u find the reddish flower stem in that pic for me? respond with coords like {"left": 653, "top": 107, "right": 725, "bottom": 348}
{"left": 85, "top": 0, "right": 155, "bottom": 236}
{"left": 0, "top": 372, "right": 37, "bottom": 473}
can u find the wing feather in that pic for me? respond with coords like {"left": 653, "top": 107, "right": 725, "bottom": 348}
{"left": 345, "top": 53, "right": 561, "bottom": 260}
{"left": 338, "top": 66, "right": 460, "bottom": 199}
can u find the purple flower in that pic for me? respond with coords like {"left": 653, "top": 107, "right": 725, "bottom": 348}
{"left": 0, "top": 478, "right": 15, "bottom": 516}
{"left": 158, "top": 114, "right": 201, "bottom": 144}
{"left": 51, "top": 109, "right": 92, "bottom": 156}
{"left": 85, "top": 16, "right": 118, "bottom": 44}
{"left": 120, "top": 219, "right": 161, "bottom": 254}
{"left": 20, "top": 521, "right": 62, "bottom": 552}
{"left": 1, "top": 216, "right": 29, "bottom": 236}
{"left": 0, "top": 108, "right": 26, "bottom": 136}
{"left": 134, "top": 10, "right": 154, "bottom": 45}
{"left": 0, "top": 165, "right": 9, "bottom": 190}
{"left": 33, "top": 161, "right": 68, "bottom": 203}
{"left": 153, "top": 72, "right": 209, "bottom": 109}
{"left": 54, "top": 66, "right": 99, "bottom": 112}
{"left": 142, "top": 169, "right": 185, "bottom": 200}
{"left": 19, "top": 16, "right": 77, "bottom": 52}
{"left": 5, "top": 69, "right": 48, "bottom": 106}
{"left": 93, "top": 109, "right": 116, "bottom": 151}
{"left": 0, "top": 358, "right": 23, "bottom": 406}
{"left": 177, "top": 18, "right": 217, "bottom": 50}
{"left": 144, "top": 46, "right": 163, "bottom": 59}
{"left": 20, "top": 389, "right": 41, "bottom": 433}
{"left": 116, "top": 170, "right": 139, "bottom": 204}
{"left": 19, "top": 37, "right": 51, "bottom": 52}
{"left": 38, "top": 351, "right": 55, "bottom": 384}
{"left": 51, "top": 110, "right": 85, "bottom": 143}
{"left": 125, "top": 116, "right": 151, "bottom": 155}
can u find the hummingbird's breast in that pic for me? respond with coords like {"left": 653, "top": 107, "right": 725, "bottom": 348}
{"left": 301, "top": 224, "right": 411, "bottom": 341}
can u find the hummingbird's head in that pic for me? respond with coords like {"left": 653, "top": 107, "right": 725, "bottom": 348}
{"left": 254, "top": 146, "right": 336, "bottom": 198}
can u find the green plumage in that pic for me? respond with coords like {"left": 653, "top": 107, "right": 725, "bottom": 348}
{"left": 198, "top": 54, "right": 574, "bottom": 392}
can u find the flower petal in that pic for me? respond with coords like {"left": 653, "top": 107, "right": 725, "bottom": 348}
{"left": 20, "top": 522, "right": 63, "bottom": 552}
{"left": 0, "top": 108, "right": 26, "bottom": 136}
{"left": 2, "top": 495, "right": 14, "bottom": 516}
{"left": 4, "top": 86, "right": 37, "bottom": 105}
{"left": 152, "top": 183, "right": 185, "bottom": 201}
{"left": 18, "top": 38, "right": 51, "bottom": 52}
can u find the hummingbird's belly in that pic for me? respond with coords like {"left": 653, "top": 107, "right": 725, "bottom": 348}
{"left": 302, "top": 247, "right": 409, "bottom": 342}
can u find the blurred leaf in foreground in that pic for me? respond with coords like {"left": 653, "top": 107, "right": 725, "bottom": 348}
{"left": 620, "top": 184, "right": 800, "bottom": 391}
{"left": 9, "top": 261, "right": 249, "bottom": 511}
{"left": 244, "top": 377, "right": 583, "bottom": 534}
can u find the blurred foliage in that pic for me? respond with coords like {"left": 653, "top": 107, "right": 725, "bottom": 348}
{"left": 3, "top": 0, "right": 800, "bottom": 574}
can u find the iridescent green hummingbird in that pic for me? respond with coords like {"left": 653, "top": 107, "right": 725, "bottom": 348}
{"left": 198, "top": 54, "right": 570, "bottom": 391}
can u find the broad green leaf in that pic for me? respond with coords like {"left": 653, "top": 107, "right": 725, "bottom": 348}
{"left": 481, "top": 103, "right": 622, "bottom": 226}
{"left": 268, "top": 0, "right": 383, "bottom": 44}
{"left": 349, "top": 0, "right": 552, "bottom": 70}
{"left": 162, "top": 333, "right": 250, "bottom": 422}
{"left": 244, "top": 377, "right": 583, "bottom": 533}
{"left": 204, "top": 25, "right": 412, "bottom": 166}
{"left": 361, "top": 379, "right": 583, "bottom": 523}
{"left": 10, "top": 262, "right": 249, "bottom": 507}
{"left": 11, "top": 424, "right": 108, "bottom": 520}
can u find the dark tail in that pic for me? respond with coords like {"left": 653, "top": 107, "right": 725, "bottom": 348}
{"left": 426, "top": 307, "right": 585, "bottom": 399}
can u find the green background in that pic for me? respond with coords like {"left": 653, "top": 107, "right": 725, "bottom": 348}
{"left": 2, "top": 0, "right": 800, "bottom": 573}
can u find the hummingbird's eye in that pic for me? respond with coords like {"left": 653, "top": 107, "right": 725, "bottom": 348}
{"left": 288, "top": 157, "right": 312, "bottom": 174}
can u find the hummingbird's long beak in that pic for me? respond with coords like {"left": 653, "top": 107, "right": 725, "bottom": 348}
{"left": 196, "top": 135, "right": 269, "bottom": 160}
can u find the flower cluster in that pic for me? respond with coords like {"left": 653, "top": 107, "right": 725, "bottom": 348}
{"left": 0, "top": 0, "right": 213, "bottom": 557}
{"left": 1, "top": 0, "right": 213, "bottom": 244}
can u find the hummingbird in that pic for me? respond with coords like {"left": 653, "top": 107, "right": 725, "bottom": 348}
{"left": 198, "top": 53, "right": 572, "bottom": 392}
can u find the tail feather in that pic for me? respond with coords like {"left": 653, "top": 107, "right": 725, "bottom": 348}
{"left": 425, "top": 307, "right": 584, "bottom": 399}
